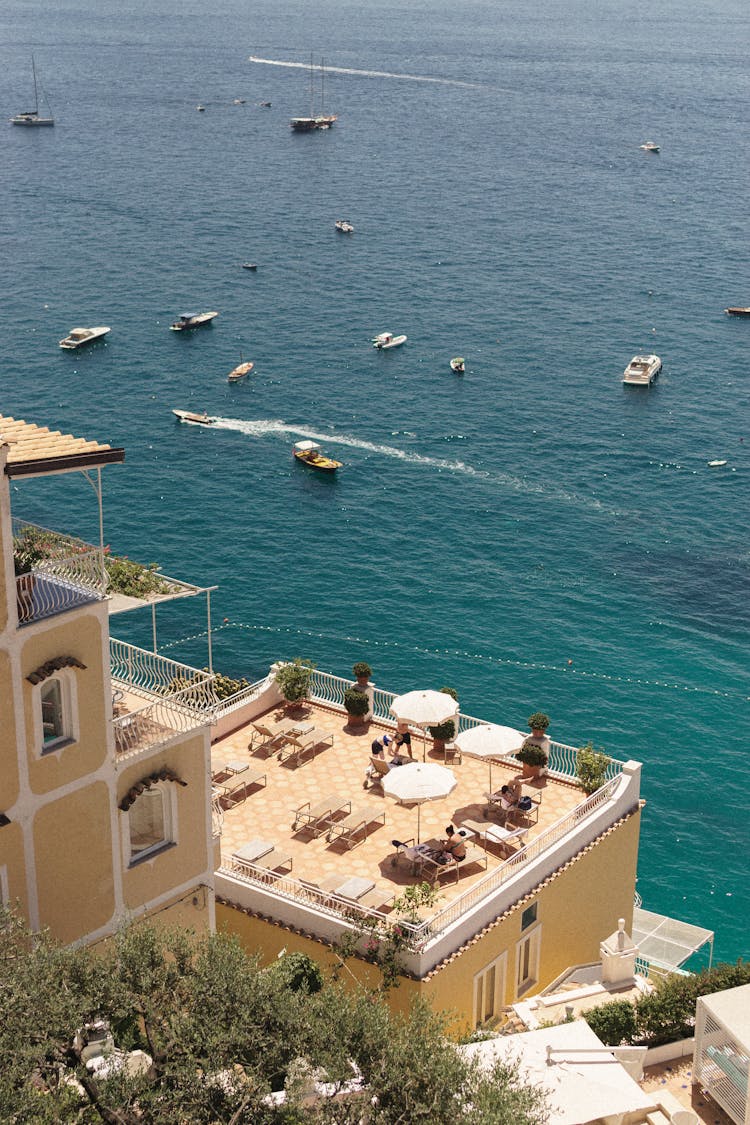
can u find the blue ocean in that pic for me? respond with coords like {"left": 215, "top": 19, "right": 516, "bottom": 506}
{"left": 2, "top": 0, "right": 748, "bottom": 964}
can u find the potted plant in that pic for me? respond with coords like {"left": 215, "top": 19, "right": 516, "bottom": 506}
{"left": 344, "top": 686, "right": 371, "bottom": 726}
{"left": 516, "top": 739, "right": 548, "bottom": 779}
{"left": 527, "top": 711, "right": 550, "bottom": 738}
{"left": 576, "top": 742, "right": 611, "bottom": 794}
{"left": 352, "top": 661, "right": 372, "bottom": 689}
{"left": 429, "top": 687, "right": 459, "bottom": 752}
{"left": 274, "top": 658, "right": 315, "bottom": 711}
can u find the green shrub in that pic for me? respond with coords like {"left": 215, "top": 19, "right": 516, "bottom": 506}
{"left": 104, "top": 555, "right": 178, "bottom": 598}
{"left": 584, "top": 999, "right": 638, "bottom": 1045}
{"left": 275, "top": 658, "right": 315, "bottom": 703}
{"left": 576, "top": 742, "right": 611, "bottom": 793}
{"left": 352, "top": 661, "right": 372, "bottom": 679}
{"left": 267, "top": 951, "right": 323, "bottom": 994}
{"left": 207, "top": 670, "right": 250, "bottom": 700}
{"left": 516, "top": 740, "right": 548, "bottom": 767}
{"left": 527, "top": 711, "right": 550, "bottom": 731}
{"left": 344, "top": 686, "right": 370, "bottom": 716}
{"left": 429, "top": 688, "right": 458, "bottom": 741}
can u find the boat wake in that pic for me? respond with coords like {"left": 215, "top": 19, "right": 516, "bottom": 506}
{"left": 248, "top": 56, "right": 482, "bottom": 89}
{"left": 209, "top": 417, "right": 621, "bottom": 513}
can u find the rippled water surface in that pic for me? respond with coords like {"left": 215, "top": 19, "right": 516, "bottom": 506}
{"left": 2, "top": 0, "right": 749, "bottom": 962}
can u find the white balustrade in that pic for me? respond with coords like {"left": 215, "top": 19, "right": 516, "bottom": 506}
{"left": 109, "top": 639, "right": 216, "bottom": 713}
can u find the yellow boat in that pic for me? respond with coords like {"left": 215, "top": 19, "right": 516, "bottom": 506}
{"left": 292, "top": 440, "right": 341, "bottom": 472}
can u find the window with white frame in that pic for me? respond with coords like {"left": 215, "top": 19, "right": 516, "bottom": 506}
{"left": 128, "top": 784, "right": 174, "bottom": 863}
{"left": 516, "top": 925, "right": 541, "bottom": 997}
{"left": 473, "top": 951, "right": 507, "bottom": 1027}
{"left": 38, "top": 674, "right": 77, "bottom": 752}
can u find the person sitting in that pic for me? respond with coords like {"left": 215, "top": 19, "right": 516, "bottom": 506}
{"left": 393, "top": 722, "right": 414, "bottom": 760}
{"left": 437, "top": 824, "right": 466, "bottom": 864}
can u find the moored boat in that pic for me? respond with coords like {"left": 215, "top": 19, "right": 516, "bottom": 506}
{"left": 172, "top": 409, "right": 217, "bottom": 426}
{"left": 639, "top": 141, "right": 660, "bottom": 153}
{"left": 372, "top": 331, "right": 407, "bottom": 350}
{"left": 450, "top": 357, "right": 465, "bottom": 373}
{"left": 622, "top": 354, "right": 662, "bottom": 386}
{"left": 335, "top": 219, "right": 354, "bottom": 233}
{"left": 170, "top": 311, "right": 218, "bottom": 331}
{"left": 241, "top": 262, "right": 258, "bottom": 270}
{"left": 290, "top": 56, "right": 336, "bottom": 130}
{"left": 292, "top": 440, "right": 341, "bottom": 472}
{"left": 59, "top": 326, "right": 111, "bottom": 350}
{"left": 227, "top": 360, "right": 254, "bottom": 382}
{"left": 11, "top": 56, "right": 54, "bottom": 126}
{"left": 725, "top": 306, "right": 750, "bottom": 317}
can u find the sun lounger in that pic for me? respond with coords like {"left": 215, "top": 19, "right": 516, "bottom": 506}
{"left": 326, "top": 805, "right": 386, "bottom": 848}
{"left": 292, "top": 794, "right": 350, "bottom": 835}
{"left": 216, "top": 769, "right": 267, "bottom": 807}
{"left": 421, "top": 842, "right": 487, "bottom": 884}
{"left": 277, "top": 727, "right": 334, "bottom": 768}
{"left": 249, "top": 718, "right": 299, "bottom": 756}
{"left": 231, "top": 839, "right": 292, "bottom": 876}
{"left": 357, "top": 885, "right": 395, "bottom": 912}
{"left": 363, "top": 757, "right": 391, "bottom": 790}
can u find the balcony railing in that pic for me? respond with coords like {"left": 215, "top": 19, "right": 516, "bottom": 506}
{"left": 13, "top": 519, "right": 106, "bottom": 626}
{"left": 110, "top": 639, "right": 216, "bottom": 714}
{"left": 113, "top": 696, "right": 212, "bottom": 760}
{"left": 308, "top": 669, "right": 626, "bottom": 786}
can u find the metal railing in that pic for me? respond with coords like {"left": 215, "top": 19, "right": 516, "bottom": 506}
{"left": 113, "top": 696, "right": 211, "bottom": 760}
{"left": 15, "top": 561, "right": 105, "bottom": 625}
{"left": 309, "top": 669, "right": 626, "bottom": 786}
{"left": 110, "top": 640, "right": 216, "bottom": 713}
{"left": 222, "top": 777, "right": 622, "bottom": 949}
{"left": 213, "top": 676, "right": 271, "bottom": 719}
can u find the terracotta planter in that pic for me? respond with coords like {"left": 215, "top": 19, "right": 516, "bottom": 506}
{"left": 521, "top": 762, "right": 543, "bottom": 779}
{"left": 345, "top": 711, "right": 368, "bottom": 727}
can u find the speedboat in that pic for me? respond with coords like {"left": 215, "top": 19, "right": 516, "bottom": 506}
{"left": 335, "top": 219, "right": 354, "bottom": 233}
{"left": 241, "top": 262, "right": 258, "bottom": 271}
{"left": 59, "top": 326, "right": 111, "bottom": 350}
{"left": 707, "top": 460, "right": 727, "bottom": 467}
{"left": 172, "top": 409, "right": 217, "bottom": 426}
{"left": 372, "top": 332, "right": 407, "bottom": 350}
{"left": 169, "top": 311, "right": 219, "bottom": 331}
{"left": 227, "top": 360, "right": 254, "bottom": 382}
{"left": 725, "top": 306, "right": 750, "bottom": 316}
{"left": 196, "top": 105, "right": 205, "bottom": 112}
{"left": 259, "top": 101, "right": 272, "bottom": 108}
{"left": 450, "top": 357, "right": 465, "bottom": 373}
{"left": 622, "top": 354, "right": 662, "bottom": 385}
{"left": 292, "top": 440, "right": 341, "bottom": 472}
{"left": 640, "top": 141, "right": 660, "bottom": 153}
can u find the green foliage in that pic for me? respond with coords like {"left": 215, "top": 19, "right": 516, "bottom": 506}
{"left": 12, "top": 525, "right": 65, "bottom": 573}
{"left": 576, "top": 742, "right": 611, "bottom": 793}
{"left": 429, "top": 719, "right": 456, "bottom": 741}
{"left": 275, "top": 658, "right": 315, "bottom": 703}
{"left": 344, "top": 686, "right": 370, "bottom": 716}
{"left": 352, "top": 661, "right": 372, "bottom": 679}
{"left": 206, "top": 669, "right": 251, "bottom": 700}
{"left": 439, "top": 686, "right": 459, "bottom": 701}
{"left": 516, "top": 740, "right": 548, "bottom": 767}
{"left": 104, "top": 554, "right": 178, "bottom": 599}
{"left": 0, "top": 908, "right": 547, "bottom": 1124}
{"left": 584, "top": 999, "right": 639, "bottom": 1045}
{"left": 527, "top": 711, "right": 550, "bottom": 731}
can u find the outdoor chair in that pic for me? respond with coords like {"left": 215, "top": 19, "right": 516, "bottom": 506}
{"left": 357, "top": 885, "right": 396, "bottom": 913}
{"left": 326, "top": 805, "right": 386, "bottom": 848}
{"left": 216, "top": 769, "right": 267, "bottom": 808}
{"left": 292, "top": 794, "right": 350, "bottom": 836}
{"left": 507, "top": 794, "right": 540, "bottom": 827}
{"left": 249, "top": 720, "right": 294, "bottom": 757}
{"left": 363, "top": 757, "right": 391, "bottom": 791}
{"left": 420, "top": 842, "right": 488, "bottom": 884}
{"left": 277, "top": 727, "right": 334, "bottom": 768}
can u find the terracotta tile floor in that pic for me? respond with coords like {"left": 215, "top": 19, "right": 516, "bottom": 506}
{"left": 641, "top": 1057, "right": 735, "bottom": 1124}
{"left": 211, "top": 704, "right": 583, "bottom": 912}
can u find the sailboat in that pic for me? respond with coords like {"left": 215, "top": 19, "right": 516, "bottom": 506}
{"left": 11, "top": 56, "right": 54, "bottom": 127}
{"left": 290, "top": 56, "right": 337, "bottom": 131}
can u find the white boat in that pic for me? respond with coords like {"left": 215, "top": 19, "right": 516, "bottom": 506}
{"left": 335, "top": 220, "right": 354, "bottom": 233}
{"left": 227, "top": 359, "right": 254, "bottom": 382}
{"left": 59, "top": 326, "right": 111, "bottom": 350}
{"left": 169, "top": 311, "right": 219, "bottom": 331}
{"left": 622, "top": 354, "right": 662, "bottom": 385}
{"left": 290, "top": 56, "right": 337, "bottom": 131}
{"left": 373, "top": 332, "right": 407, "bottom": 350}
{"left": 640, "top": 141, "right": 660, "bottom": 153}
{"left": 172, "top": 409, "right": 217, "bottom": 426}
{"left": 11, "top": 56, "right": 54, "bottom": 126}
{"left": 450, "top": 357, "right": 465, "bottom": 373}
{"left": 707, "top": 460, "right": 727, "bottom": 468}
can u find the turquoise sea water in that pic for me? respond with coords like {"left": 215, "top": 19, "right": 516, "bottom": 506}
{"left": 2, "top": 0, "right": 748, "bottom": 964}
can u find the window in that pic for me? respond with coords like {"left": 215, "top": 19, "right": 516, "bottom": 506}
{"left": 36, "top": 673, "right": 77, "bottom": 753}
{"left": 516, "top": 925, "right": 541, "bottom": 997}
{"left": 473, "top": 952, "right": 507, "bottom": 1027}
{"left": 128, "top": 784, "right": 174, "bottom": 863}
{"left": 521, "top": 902, "right": 538, "bottom": 931}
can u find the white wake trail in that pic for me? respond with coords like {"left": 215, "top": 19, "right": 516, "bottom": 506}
{"left": 248, "top": 56, "right": 482, "bottom": 89}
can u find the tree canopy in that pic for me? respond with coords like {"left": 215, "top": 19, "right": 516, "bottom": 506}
{"left": 0, "top": 907, "right": 548, "bottom": 1123}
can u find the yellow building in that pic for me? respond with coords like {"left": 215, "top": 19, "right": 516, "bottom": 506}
{"left": 0, "top": 414, "right": 216, "bottom": 945}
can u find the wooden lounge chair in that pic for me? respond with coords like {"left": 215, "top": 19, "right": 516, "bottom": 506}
{"left": 277, "top": 727, "right": 334, "bottom": 768}
{"left": 254, "top": 847, "right": 292, "bottom": 875}
{"left": 357, "top": 885, "right": 395, "bottom": 913}
{"left": 326, "top": 805, "right": 386, "bottom": 848}
{"left": 216, "top": 769, "right": 267, "bottom": 808}
{"left": 249, "top": 718, "right": 296, "bottom": 756}
{"left": 363, "top": 757, "right": 391, "bottom": 791}
{"left": 231, "top": 839, "right": 292, "bottom": 876}
{"left": 292, "top": 794, "right": 350, "bottom": 835}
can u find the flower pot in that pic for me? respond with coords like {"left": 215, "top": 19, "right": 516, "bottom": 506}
{"left": 521, "top": 762, "right": 543, "bottom": 779}
{"left": 356, "top": 675, "right": 370, "bottom": 689}
{"left": 346, "top": 712, "right": 368, "bottom": 728}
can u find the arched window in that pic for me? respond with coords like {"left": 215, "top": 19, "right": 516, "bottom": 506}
{"left": 128, "top": 783, "right": 174, "bottom": 863}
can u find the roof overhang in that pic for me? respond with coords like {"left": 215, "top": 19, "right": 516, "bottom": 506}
{"left": 1, "top": 414, "right": 125, "bottom": 479}
{"left": 632, "top": 906, "right": 714, "bottom": 969}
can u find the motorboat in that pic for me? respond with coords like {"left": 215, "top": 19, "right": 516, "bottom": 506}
{"left": 373, "top": 332, "right": 407, "bottom": 350}
{"left": 241, "top": 262, "right": 258, "bottom": 270}
{"left": 622, "top": 354, "right": 662, "bottom": 385}
{"left": 640, "top": 141, "right": 660, "bottom": 153}
{"left": 227, "top": 360, "right": 254, "bottom": 382}
{"left": 233, "top": 98, "right": 246, "bottom": 105}
{"left": 725, "top": 307, "right": 750, "bottom": 317}
{"left": 292, "top": 440, "right": 341, "bottom": 472}
{"left": 169, "top": 311, "right": 218, "bottom": 331}
{"left": 59, "top": 326, "right": 111, "bottom": 350}
{"left": 196, "top": 105, "right": 205, "bottom": 112}
{"left": 11, "top": 56, "right": 54, "bottom": 126}
{"left": 259, "top": 101, "right": 272, "bottom": 108}
{"left": 335, "top": 219, "right": 354, "bottom": 233}
{"left": 450, "top": 357, "right": 465, "bottom": 373}
{"left": 707, "top": 460, "right": 727, "bottom": 467}
{"left": 172, "top": 409, "right": 217, "bottom": 426}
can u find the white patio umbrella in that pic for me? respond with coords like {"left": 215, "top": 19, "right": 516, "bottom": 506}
{"left": 389, "top": 689, "right": 460, "bottom": 760}
{"left": 382, "top": 761, "right": 457, "bottom": 842}
{"left": 454, "top": 724, "right": 526, "bottom": 793}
